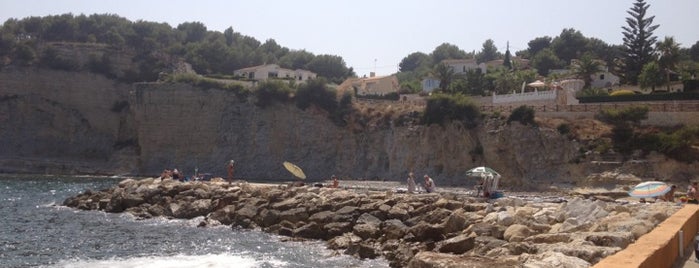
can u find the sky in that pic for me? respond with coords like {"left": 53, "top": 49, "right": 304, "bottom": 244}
{"left": 1, "top": 0, "right": 698, "bottom": 76}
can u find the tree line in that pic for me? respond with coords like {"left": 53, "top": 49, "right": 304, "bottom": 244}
{"left": 0, "top": 13, "right": 355, "bottom": 83}
{"left": 397, "top": 0, "right": 699, "bottom": 95}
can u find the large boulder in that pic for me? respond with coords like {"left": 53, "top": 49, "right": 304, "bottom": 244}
{"left": 353, "top": 223, "right": 381, "bottom": 240}
{"left": 278, "top": 207, "right": 309, "bottom": 223}
{"left": 584, "top": 232, "right": 634, "bottom": 248}
{"left": 437, "top": 233, "right": 476, "bottom": 254}
{"left": 407, "top": 251, "right": 519, "bottom": 268}
{"left": 293, "top": 222, "right": 326, "bottom": 239}
{"left": 409, "top": 222, "right": 444, "bottom": 241}
{"left": 521, "top": 251, "right": 591, "bottom": 268}
{"left": 382, "top": 219, "right": 409, "bottom": 240}
{"left": 504, "top": 224, "right": 533, "bottom": 242}
{"left": 208, "top": 205, "right": 236, "bottom": 225}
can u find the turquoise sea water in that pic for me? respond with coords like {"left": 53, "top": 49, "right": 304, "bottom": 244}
{"left": 0, "top": 175, "right": 389, "bottom": 268}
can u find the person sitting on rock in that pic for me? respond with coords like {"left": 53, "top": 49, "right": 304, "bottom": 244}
{"left": 661, "top": 185, "right": 677, "bottom": 202}
{"left": 172, "top": 169, "right": 182, "bottom": 181}
{"left": 160, "top": 169, "right": 172, "bottom": 180}
{"left": 423, "top": 175, "right": 435, "bottom": 193}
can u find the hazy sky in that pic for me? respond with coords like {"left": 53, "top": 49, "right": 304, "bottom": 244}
{"left": 1, "top": 0, "right": 698, "bottom": 76}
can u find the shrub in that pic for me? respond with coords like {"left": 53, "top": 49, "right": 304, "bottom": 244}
{"left": 557, "top": 123, "right": 571, "bottom": 135}
{"left": 295, "top": 78, "right": 338, "bottom": 112}
{"left": 609, "top": 89, "right": 635, "bottom": 96}
{"left": 254, "top": 80, "right": 293, "bottom": 107}
{"left": 507, "top": 105, "right": 536, "bottom": 126}
{"left": 41, "top": 47, "right": 80, "bottom": 71}
{"left": 595, "top": 105, "right": 649, "bottom": 126}
{"left": 422, "top": 94, "right": 480, "bottom": 128}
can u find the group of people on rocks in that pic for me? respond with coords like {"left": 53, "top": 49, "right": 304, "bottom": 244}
{"left": 406, "top": 172, "right": 435, "bottom": 193}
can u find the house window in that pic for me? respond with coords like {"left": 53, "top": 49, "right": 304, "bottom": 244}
{"left": 248, "top": 72, "right": 254, "bottom": 79}
{"left": 463, "top": 66, "right": 466, "bottom": 72}
{"left": 599, "top": 74, "right": 605, "bottom": 80}
{"left": 268, "top": 72, "right": 278, "bottom": 78}
{"left": 298, "top": 76, "right": 302, "bottom": 80}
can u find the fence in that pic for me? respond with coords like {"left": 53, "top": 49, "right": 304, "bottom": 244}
{"left": 480, "top": 102, "right": 699, "bottom": 113}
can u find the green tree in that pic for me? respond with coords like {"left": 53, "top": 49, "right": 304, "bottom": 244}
{"left": 622, "top": 0, "right": 659, "bottom": 85}
{"left": 305, "top": 54, "right": 352, "bottom": 84}
{"left": 434, "top": 63, "right": 454, "bottom": 93}
{"left": 527, "top": 36, "right": 552, "bottom": 56}
{"left": 431, "top": 43, "right": 468, "bottom": 63}
{"left": 638, "top": 61, "right": 664, "bottom": 91}
{"left": 177, "top": 21, "right": 207, "bottom": 43}
{"left": 503, "top": 48, "right": 512, "bottom": 70}
{"left": 464, "top": 68, "right": 485, "bottom": 96}
{"left": 571, "top": 54, "right": 602, "bottom": 88}
{"left": 531, "top": 48, "right": 563, "bottom": 76}
{"left": 399, "top": 51, "right": 431, "bottom": 72}
{"left": 551, "top": 28, "right": 588, "bottom": 64}
{"left": 656, "top": 36, "right": 681, "bottom": 91}
{"left": 690, "top": 41, "right": 699, "bottom": 62}
{"left": 279, "top": 49, "right": 314, "bottom": 70}
{"left": 476, "top": 39, "right": 500, "bottom": 63}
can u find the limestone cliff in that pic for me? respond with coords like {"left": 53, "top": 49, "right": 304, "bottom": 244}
{"left": 1, "top": 68, "right": 696, "bottom": 189}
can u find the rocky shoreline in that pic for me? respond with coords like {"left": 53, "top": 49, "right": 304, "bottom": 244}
{"left": 63, "top": 178, "right": 680, "bottom": 267}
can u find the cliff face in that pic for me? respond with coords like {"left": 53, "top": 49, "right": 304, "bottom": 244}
{"left": 6, "top": 67, "right": 693, "bottom": 188}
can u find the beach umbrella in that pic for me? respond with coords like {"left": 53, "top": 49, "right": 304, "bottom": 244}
{"left": 628, "top": 181, "right": 671, "bottom": 198}
{"left": 465, "top": 166, "right": 500, "bottom": 178}
{"left": 283, "top": 161, "right": 306, "bottom": 179}
{"left": 527, "top": 80, "right": 546, "bottom": 88}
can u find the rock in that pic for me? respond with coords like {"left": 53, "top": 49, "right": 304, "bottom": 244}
{"left": 387, "top": 206, "right": 410, "bottom": 221}
{"left": 437, "top": 233, "right": 476, "bottom": 254}
{"left": 409, "top": 222, "right": 444, "bottom": 241}
{"left": 327, "top": 233, "right": 362, "bottom": 250}
{"left": 235, "top": 203, "right": 259, "bottom": 220}
{"left": 496, "top": 211, "right": 515, "bottom": 226}
{"left": 382, "top": 219, "right": 408, "bottom": 240}
{"left": 440, "top": 212, "right": 464, "bottom": 235}
{"left": 335, "top": 206, "right": 359, "bottom": 216}
{"left": 521, "top": 251, "right": 591, "bottom": 268}
{"left": 523, "top": 233, "right": 573, "bottom": 244}
{"left": 434, "top": 198, "right": 463, "bottom": 210}
{"left": 356, "top": 213, "right": 382, "bottom": 225}
{"left": 472, "top": 236, "right": 507, "bottom": 256}
{"left": 534, "top": 243, "right": 621, "bottom": 263}
{"left": 293, "top": 222, "right": 325, "bottom": 239}
{"left": 353, "top": 223, "right": 381, "bottom": 240}
{"left": 118, "top": 178, "right": 137, "bottom": 188}
{"left": 278, "top": 207, "right": 308, "bottom": 223}
{"left": 504, "top": 224, "right": 533, "bottom": 242}
{"left": 324, "top": 222, "right": 353, "bottom": 238}
{"left": 584, "top": 232, "right": 634, "bottom": 248}
{"left": 421, "top": 208, "right": 453, "bottom": 224}
{"left": 504, "top": 242, "right": 535, "bottom": 255}
{"left": 208, "top": 205, "right": 236, "bottom": 225}
{"left": 354, "top": 242, "right": 379, "bottom": 259}
{"left": 257, "top": 208, "right": 280, "bottom": 227}
{"left": 466, "top": 222, "right": 504, "bottom": 239}
{"left": 407, "top": 251, "right": 519, "bottom": 268}
{"left": 179, "top": 199, "right": 212, "bottom": 218}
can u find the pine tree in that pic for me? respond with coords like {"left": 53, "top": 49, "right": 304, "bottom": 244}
{"left": 621, "top": 0, "right": 659, "bottom": 85}
{"left": 503, "top": 41, "right": 512, "bottom": 69}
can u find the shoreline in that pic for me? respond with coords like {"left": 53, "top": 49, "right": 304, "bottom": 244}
{"left": 63, "top": 177, "right": 681, "bottom": 267}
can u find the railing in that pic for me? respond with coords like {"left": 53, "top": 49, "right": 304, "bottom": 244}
{"left": 480, "top": 102, "right": 699, "bottom": 113}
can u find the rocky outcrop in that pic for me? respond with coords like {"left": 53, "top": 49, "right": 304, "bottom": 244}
{"left": 64, "top": 178, "right": 680, "bottom": 267}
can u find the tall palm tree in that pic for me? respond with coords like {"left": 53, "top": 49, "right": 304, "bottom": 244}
{"left": 656, "top": 36, "right": 681, "bottom": 91}
{"left": 434, "top": 63, "right": 454, "bottom": 93}
{"left": 571, "top": 54, "right": 602, "bottom": 89}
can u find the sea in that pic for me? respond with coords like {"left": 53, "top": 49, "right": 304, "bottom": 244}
{"left": 0, "top": 175, "right": 390, "bottom": 268}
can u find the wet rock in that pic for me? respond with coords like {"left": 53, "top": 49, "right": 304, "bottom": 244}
{"left": 208, "top": 205, "right": 235, "bottom": 225}
{"left": 293, "top": 222, "right": 325, "bottom": 239}
{"left": 278, "top": 207, "right": 308, "bottom": 223}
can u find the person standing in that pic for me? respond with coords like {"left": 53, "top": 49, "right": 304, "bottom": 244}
{"left": 331, "top": 175, "right": 339, "bottom": 188}
{"left": 226, "top": 160, "right": 235, "bottom": 184}
{"left": 423, "top": 174, "right": 435, "bottom": 193}
{"left": 407, "top": 172, "right": 416, "bottom": 193}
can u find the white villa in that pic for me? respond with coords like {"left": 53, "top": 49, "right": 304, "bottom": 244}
{"left": 441, "top": 59, "right": 487, "bottom": 75}
{"left": 551, "top": 60, "right": 620, "bottom": 89}
{"left": 233, "top": 64, "right": 317, "bottom": 82}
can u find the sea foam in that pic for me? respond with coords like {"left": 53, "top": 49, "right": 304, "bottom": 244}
{"left": 49, "top": 253, "right": 273, "bottom": 268}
